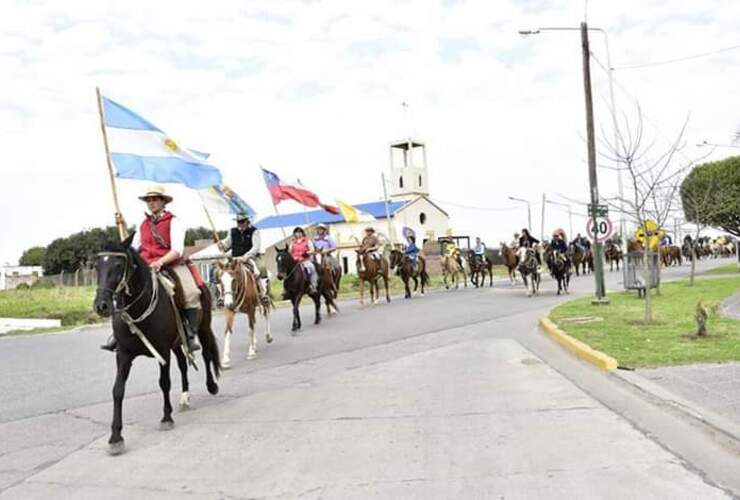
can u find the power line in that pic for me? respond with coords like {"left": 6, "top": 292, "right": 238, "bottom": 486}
{"left": 614, "top": 43, "right": 740, "bottom": 70}
{"left": 429, "top": 197, "right": 539, "bottom": 212}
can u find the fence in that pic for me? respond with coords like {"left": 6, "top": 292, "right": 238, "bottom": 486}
{"left": 37, "top": 269, "right": 98, "bottom": 288}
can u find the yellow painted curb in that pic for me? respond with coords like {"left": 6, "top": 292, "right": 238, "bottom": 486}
{"left": 540, "top": 317, "right": 618, "bottom": 371}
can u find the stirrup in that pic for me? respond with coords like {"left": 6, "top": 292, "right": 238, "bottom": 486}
{"left": 100, "top": 335, "right": 117, "bottom": 352}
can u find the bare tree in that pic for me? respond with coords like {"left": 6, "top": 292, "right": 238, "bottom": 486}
{"left": 598, "top": 105, "right": 697, "bottom": 321}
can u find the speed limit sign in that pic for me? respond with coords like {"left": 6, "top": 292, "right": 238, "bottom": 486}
{"left": 586, "top": 217, "right": 613, "bottom": 243}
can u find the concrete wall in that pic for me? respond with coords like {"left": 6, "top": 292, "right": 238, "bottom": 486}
{"left": 0, "top": 266, "right": 43, "bottom": 290}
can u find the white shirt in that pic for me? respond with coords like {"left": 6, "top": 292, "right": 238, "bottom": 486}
{"left": 132, "top": 212, "right": 186, "bottom": 257}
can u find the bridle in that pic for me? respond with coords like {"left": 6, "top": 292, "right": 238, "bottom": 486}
{"left": 96, "top": 251, "right": 158, "bottom": 319}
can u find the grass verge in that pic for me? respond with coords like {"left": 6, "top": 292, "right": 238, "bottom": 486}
{"left": 549, "top": 277, "right": 740, "bottom": 367}
{"left": 0, "top": 286, "right": 99, "bottom": 327}
{"left": 700, "top": 263, "right": 740, "bottom": 275}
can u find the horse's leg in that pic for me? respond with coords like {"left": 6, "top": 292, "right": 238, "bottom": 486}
{"left": 358, "top": 277, "right": 365, "bottom": 305}
{"left": 383, "top": 273, "right": 391, "bottom": 303}
{"left": 291, "top": 296, "right": 301, "bottom": 332}
{"left": 263, "top": 305, "right": 273, "bottom": 344}
{"left": 222, "top": 309, "right": 234, "bottom": 369}
{"left": 109, "top": 351, "right": 133, "bottom": 455}
{"left": 404, "top": 276, "right": 411, "bottom": 299}
{"left": 174, "top": 348, "right": 191, "bottom": 410}
{"left": 248, "top": 310, "right": 257, "bottom": 360}
{"left": 159, "top": 357, "right": 174, "bottom": 430}
{"left": 313, "top": 292, "right": 322, "bottom": 325}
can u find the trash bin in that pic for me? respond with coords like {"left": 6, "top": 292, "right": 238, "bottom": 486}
{"left": 623, "top": 251, "right": 660, "bottom": 291}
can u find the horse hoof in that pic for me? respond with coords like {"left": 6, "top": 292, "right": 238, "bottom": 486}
{"left": 266, "top": 335, "right": 274, "bottom": 344}
{"left": 222, "top": 360, "right": 231, "bottom": 370}
{"left": 247, "top": 352, "right": 257, "bottom": 360}
{"left": 160, "top": 420, "right": 175, "bottom": 431}
{"left": 108, "top": 440, "right": 125, "bottom": 456}
{"left": 179, "top": 392, "right": 191, "bottom": 410}
{"left": 207, "top": 381, "right": 219, "bottom": 395}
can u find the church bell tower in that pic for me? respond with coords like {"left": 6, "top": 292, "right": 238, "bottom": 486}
{"left": 388, "top": 138, "right": 429, "bottom": 200}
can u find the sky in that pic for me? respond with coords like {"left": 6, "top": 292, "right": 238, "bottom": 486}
{"left": 2, "top": 0, "right": 740, "bottom": 264}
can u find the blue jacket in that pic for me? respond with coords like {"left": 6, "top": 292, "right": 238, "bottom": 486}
{"left": 404, "top": 242, "right": 419, "bottom": 260}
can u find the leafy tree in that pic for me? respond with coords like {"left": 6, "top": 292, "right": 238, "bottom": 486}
{"left": 185, "top": 227, "right": 226, "bottom": 246}
{"left": 19, "top": 246, "right": 46, "bottom": 266}
{"left": 42, "top": 226, "right": 122, "bottom": 275}
{"left": 681, "top": 156, "right": 740, "bottom": 237}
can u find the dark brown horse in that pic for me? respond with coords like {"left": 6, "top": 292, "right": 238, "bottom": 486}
{"left": 467, "top": 250, "right": 494, "bottom": 287}
{"left": 546, "top": 249, "right": 571, "bottom": 295}
{"left": 93, "top": 233, "right": 221, "bottom": 455}
{"left": 275, "top": 247, "right": 322, "bottom": 333}
{"left": 218, "top": 260, "right": 272, "bottom": 367}
{"left": 499, "top": 243, "right": 519, "bottom": 283}
{"left": 389, "top": 250, "right": 429, "bottom": 298}
{"left": 356, "top": 250, "right": 391, "bottom": 304}
{"left": 315, "top": 253, "right": 340, "bottom": 315}
{"left": 604, "top": 239, "right": 623, "bottom": 271}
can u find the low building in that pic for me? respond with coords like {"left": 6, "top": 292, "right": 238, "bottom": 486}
{"left": 0, "top": 265, "right": 43, "bottom": 290}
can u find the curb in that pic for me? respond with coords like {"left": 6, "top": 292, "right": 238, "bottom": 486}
{"left": 539, "top": 317, "right": 618, "bottom": 371}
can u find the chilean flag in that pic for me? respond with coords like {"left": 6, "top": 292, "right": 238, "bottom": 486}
{"left": 261, "top": 168, "right": 339, "bottom": 214}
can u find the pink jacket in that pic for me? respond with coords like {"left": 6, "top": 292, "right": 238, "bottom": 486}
{"left": 290, "top": 237, "right": 311, "bottom": 263}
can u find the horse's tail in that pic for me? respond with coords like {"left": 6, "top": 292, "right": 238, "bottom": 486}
{"left": 421, "top": 269, "right": 430, "bottom": 286}
{"left": 198, "top": 285, "right": 221, "bottom": 378}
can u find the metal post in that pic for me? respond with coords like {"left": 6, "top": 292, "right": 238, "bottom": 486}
{"left": 381, "top": 173, "right": 394, "bottom": 245}
{"left": 541, "top": 193, "right": 546, "bottom": 241}
{"left": 581, "top": 22, "right": 608, "bottom": 304}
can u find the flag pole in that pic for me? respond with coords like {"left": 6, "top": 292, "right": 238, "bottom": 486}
{"left": 96, "top": 87, "right": 128, "bottom": 241}
{"left": 202, "top": 205, "right": 225, "bottom": 253}
{"left": 261, "top": 165, "right": 288, "bottom": 241}
{"left": 381, "top": 173, "right": 394, "bottom": 246}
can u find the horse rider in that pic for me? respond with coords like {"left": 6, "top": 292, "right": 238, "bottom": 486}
{"left": 219, "top": 212, "right": 269, "bottom": 301}
{"left": 443, "top": 237, "right": 464, "bottom": 269}
{"left": 289, "top": 227, "right": 318, "bottom": 294}
{"left": 402, "top": 234, "right": 426, "bottom": 273}
{"left": 357, "top": 226, "right": 382, "bottom": 272}
{"left": 312, "top": 223, "right": 341, "bottom": 291}
{"left": 550, "top": 230, "right": 569, "bottom": 265}
{"left": 102, "top": 185, "right": 201, "bottom": 353}
{"left": 510, "top": 232, "right": 520, "bottom": 250}
{"left": 518, "top": 228, "right": 542, "bottom": 268}
{"left": 473, "top": 237, "right": 488, "bottom": 266}
{"left": 573, "top": 233, "right": 591, "bottom": 252}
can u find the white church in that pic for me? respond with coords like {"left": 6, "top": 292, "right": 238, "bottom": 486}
{"left": 192, "top": 138, "right": 452, "bottom": 276}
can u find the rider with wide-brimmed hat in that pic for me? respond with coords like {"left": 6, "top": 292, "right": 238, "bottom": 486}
{"left": 219, "top": 212, "right": 269, "bottom": 300}
{"left": 312, "top": 223, "right": 341, "bottom": 290}
{"left": 357, "top": 226, "right": 382, "bottom": 271}
{"left": 102, "top": 185, "right": 201, "bottom": 352}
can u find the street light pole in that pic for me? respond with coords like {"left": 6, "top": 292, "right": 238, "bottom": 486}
{"left": 581, "top": 22, "right": 608, "bottom": 303}
{"left": 519, "top": 26, "right": 624, "bottom": 247}
{"left": 508, "top": 196, "right": 532, "bottom": 233}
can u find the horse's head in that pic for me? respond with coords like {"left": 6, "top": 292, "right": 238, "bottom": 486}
{"left": 94, "top": 232, "right": 137, "bottom": 318}
{"left": 217, "top": 259, "right": 238, "bottom": 308}
{"left": 389, "top": 249, "right": 401, "bottom": 268}
{"left": 275, "top": 246, "right": 293, "bottom": 281}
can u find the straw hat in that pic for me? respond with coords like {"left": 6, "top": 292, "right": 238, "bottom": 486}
{"left": 316, "top": 223, "right": 328, "bottom": 230}
{"left": 138, "top": 185, "right": 173, "bottom": 204}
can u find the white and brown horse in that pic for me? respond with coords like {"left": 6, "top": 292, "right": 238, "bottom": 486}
{"left": 517, "top": 246, "right": 541, "bottom": 297}
{"left": 218, "top": 260, "right": 272, "bottom": 367}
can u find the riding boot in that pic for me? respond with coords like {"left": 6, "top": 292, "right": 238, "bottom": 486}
{"left": 100, "top": 335, "right": 117, "bottom": 352}
{"left": 182, "top": 308, "right": 201, "bottom": 352}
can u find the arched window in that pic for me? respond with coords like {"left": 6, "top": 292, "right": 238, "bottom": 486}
{"left": 399, "top": 176, "right": 404, "bottom": 188}
{"left": 418, "top": 175, "right": 422, "bottom": 187}
{"left": 419, "top": 212, "right": 427, "bottom": 225}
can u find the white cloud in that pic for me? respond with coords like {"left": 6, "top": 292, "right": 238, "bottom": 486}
{"left": 1, "top": 0, "right": 738, "bottom": 263}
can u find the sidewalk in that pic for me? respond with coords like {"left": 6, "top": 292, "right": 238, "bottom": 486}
{"left": 634, "top": 291, "right": 740, "bottom": 427}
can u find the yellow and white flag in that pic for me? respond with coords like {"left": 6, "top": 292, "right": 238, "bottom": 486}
{"left": 336, "top": 200, "right": 376, "bottom": 223}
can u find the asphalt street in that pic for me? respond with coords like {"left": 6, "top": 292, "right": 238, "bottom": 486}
{"left": 0, "top": 258, "right": 738, "bottom": 498}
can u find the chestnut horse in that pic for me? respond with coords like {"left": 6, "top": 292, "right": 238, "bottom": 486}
{"left": 467, "top": 250, "right": 494, "bottom": 287}
{"left": 499, "top": 243, "right": 519, "bottom": 283}
{"left": 356, "top": 250, "right": 391, "bottom": 305}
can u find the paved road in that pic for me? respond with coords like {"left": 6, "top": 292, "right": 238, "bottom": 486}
{"left": 0, "top": 259, "right": 738, "bottom": 498}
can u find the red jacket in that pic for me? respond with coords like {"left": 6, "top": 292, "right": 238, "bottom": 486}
{"left": 139, "top": 211, "right": 174, "bottom": 265}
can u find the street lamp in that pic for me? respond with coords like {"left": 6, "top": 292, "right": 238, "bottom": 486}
{"left": 519, "top": 23, "right": 609, "bottom": 303}
{"left": 696, "top": 140, "right": 740, "bottom": 149}
{"left": 546, "top": 200, "right": 573, "bottom": 238}
{"left": 508, "top": 196, "right": 532, "bottom": 233}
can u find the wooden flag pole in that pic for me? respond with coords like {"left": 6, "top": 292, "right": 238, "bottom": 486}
{"left": 96, "top": 87, "right": 128, "bottom": 241}
{"left": 202, "top": 205, "right": 226, "bottom": 253}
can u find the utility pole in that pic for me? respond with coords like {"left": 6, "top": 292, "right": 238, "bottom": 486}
{"left": 581, "top": 22, "right": 608, "bottom": 304}
{"left": 541, "top": 193, "right": 546, "bottom": 241}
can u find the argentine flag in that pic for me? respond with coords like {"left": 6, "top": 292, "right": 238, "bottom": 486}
{"left": 102, "top": 96, "right": 222, "bottom": 189}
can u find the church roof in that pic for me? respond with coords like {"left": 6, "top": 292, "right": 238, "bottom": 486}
{"left": 255, "top": 200, "right": 408, "bottom": 230}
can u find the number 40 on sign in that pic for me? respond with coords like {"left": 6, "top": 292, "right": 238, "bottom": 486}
{"left": 586, "top": 217, "right": 613, "bottom": 243}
